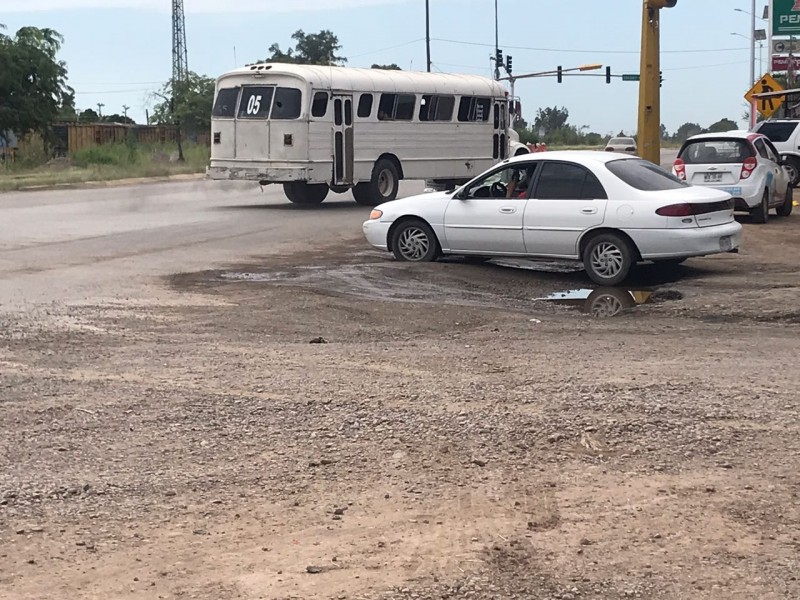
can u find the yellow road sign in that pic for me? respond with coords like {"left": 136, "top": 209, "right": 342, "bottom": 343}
{"left": 745, "top": 73, "right": 785, "bottom": 118}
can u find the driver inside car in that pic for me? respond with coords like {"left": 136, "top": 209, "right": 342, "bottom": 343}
{"left": 506, "top": 168, "right": 530, "bottom": 198}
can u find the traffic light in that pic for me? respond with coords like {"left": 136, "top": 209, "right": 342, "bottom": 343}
{"left": 557, "top": 65, "right": 563, "bottom": 83}
{"left": 660, "top": 70, "right": 664, "bottom": 87}
{"left": 505, "top": 55, "right": 513, "bottom": 75}
{"left": 495, "top": 48, "right": 503, "bottom": 66}
{"left": 606, "top": 66, "right": 612, "bottom": 84}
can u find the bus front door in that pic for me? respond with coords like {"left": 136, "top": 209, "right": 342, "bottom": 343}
{"left": 332, "top": 95, "right": 354, "bottom": 186}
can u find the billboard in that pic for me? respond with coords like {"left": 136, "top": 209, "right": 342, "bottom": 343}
{"left": 773, "top": 0, "right": 800, "bottom": 36}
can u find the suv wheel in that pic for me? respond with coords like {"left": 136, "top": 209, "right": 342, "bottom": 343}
{"left": 785, "top": 156, "right": 800, "bottom": 187}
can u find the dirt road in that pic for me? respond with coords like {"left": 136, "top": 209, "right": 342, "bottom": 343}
{"left": 1, "top": 181, "right": 799, "bottom": 600}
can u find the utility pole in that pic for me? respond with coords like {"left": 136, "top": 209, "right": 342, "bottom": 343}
{"left": 750, "top": 0, "right": 756, "bottom": 124}
{"left": 637, "top": 0, "right": 677, "bottom": 164}
{"left": 122, "top": 104, "right": 130, "bottom": 119}
{"left": 96, "top": 103, "right": 104, "bottom": 118}
{"left": 425, "top": 0, "right": 431, "bottom": 72}
{"left": 171, "top": 0, "right": 188, "bottom": 162}
{"left": 494, "top": 0, "right": 500, "bottom": 80}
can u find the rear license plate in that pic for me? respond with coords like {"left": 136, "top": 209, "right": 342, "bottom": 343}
{"left": 704, "top": 173, "right": 723, "bottom": 183}
{"left": 719, "top": 235, "right": 733, "bottom": 251}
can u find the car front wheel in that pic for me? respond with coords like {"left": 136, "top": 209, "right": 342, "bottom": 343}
{"left": 391, "top": 220, "right": 439, "bottom": 262}
{"left": 582, "top": 233, "right": 635, "bottom": 286}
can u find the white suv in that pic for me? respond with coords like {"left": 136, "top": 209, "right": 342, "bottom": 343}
{"left": 752, "top": 119, "right": 800, "bottom": 185}
{"left": 673, "top": 131, "right": 793, "bottom": 223}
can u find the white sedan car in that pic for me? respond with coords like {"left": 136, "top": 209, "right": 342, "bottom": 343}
{"left": 604, "top": 136, "right": 638, "bottom": 155}
{"left": 363, "top": 152, "right": 742, "bottom": 285}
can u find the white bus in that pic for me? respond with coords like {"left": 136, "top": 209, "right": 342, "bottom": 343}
{"left": 207, "top": 63, "right": 528, "bottom": 205}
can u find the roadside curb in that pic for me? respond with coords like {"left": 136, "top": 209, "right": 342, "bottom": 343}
{"left": 3, "top": 172, "right": 207, "bottom": 194}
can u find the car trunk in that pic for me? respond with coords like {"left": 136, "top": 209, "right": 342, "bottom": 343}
{"left": 685, "top": 163, "right": 742, "bottom": 186}
{"left": 651, "top": 187, "right": 735, "bottom": 228}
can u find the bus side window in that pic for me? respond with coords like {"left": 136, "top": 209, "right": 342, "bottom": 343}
{"left": 378, "top": 94, "right": 395, "bottom": 120}
{"left": 311, "top": 91, "right": 329, "bottom": 118}
{"left": 457, "top": 97, "right": 473, "bottom": 122}
{"left": 394, "top": 94, "right": 416, "bottom": 121}
{"left": 436, "top": 96, "right": 455, "bottom": 121}
{"left": 357, "top": 94, "right": 373, "bottom": 118}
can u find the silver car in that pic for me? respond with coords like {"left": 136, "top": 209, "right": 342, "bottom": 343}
{"left": 604, "top": 137, "right": 637, "bottom": 155}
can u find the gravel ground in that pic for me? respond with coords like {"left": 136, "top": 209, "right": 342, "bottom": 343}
{"left": 2, "top": 214, "right": 800, "bottom": 600}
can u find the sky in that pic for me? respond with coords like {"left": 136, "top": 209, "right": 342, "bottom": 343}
{"left": 0, "top": 0, "right": 772, "bottom": 136}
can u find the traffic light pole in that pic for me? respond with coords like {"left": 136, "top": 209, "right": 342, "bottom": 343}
{"left": 637, "top": 0, "right": 676, "bottom": 165}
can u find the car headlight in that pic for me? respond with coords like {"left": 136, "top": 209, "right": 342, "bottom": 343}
{"left": 368, "top": 209, "right": 383, "bottom": 220}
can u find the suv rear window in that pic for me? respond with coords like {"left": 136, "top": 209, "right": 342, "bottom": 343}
{"left": 606, "top": 159, "right": 687, "bottom": 191}
{"left": 679, "top": 139, "right": 754, "bottom": 164}
{"left": 757, "top": 121, "right": 798, "bottom": 142}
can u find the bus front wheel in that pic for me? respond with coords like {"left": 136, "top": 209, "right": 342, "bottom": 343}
{"left": 353, "top": 158, "right": 399, "bottom": 206}
{"left": 283, "top": 182, "right": 329, "bottom": 205}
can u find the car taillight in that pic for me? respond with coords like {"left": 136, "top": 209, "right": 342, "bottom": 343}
{"left": 656, "top": 199, "right": 734, "bottom": 217}
{"left": 673, "top": 158, "right": 686, "bottom": 181}
{"left": 656, "top": 203, "right": 693, "bottom": 217}
{"left": 740, "top": 156, "right": 757, "bottom": 180}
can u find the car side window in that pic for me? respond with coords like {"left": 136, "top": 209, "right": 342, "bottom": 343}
{"left": 465, "top": 163, "right": 537, "bottom": 199}
{"left": 533, "top": 162, "right": 608, "bottom": 200}
{"left": 754, "top": 139, "right": 772, "bottom": 161}
{"left": 763, "top": 139, "right": 782, "bottom": 163}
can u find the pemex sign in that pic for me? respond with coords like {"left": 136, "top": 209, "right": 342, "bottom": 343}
{"left": 774, "top": 0, "right": 800, "bottom": 36}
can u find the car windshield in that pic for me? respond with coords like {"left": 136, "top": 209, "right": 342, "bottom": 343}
{"left": 609, "top": 138, "right": 635, "bottom": 145}
{"left": 757, "top": 121, "right": 798, "bottom": 142}
{"left": 679, "top": 139, "right": 754, "bottom": 164}
{"left": 606, "top": 158, "right": 687, "bottom": 191}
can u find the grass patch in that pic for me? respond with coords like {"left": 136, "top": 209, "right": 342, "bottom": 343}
{"left": 0, "top": 143, "right": 209, "bottom": 192}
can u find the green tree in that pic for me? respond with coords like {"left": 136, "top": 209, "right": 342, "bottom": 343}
{"left": 706, "top": 118, "right": 737, "bottom": 133}
{"left": 533, "top": 106, "right": 569, "bottom": 135}
{"left": 151, "top": 71, "right": 215, "bottom": 136}
{"left": 673, "top": 122, "right": 704, "bottom": 143}
{"left": 265, "top": 29, "right": 346, "bottom": 66}
{"left": 371, "top": 63, "right": 401, "bottom": 70}
{"left": 101, "top": 113, "right": 135, "bottom": 125}
{"left": 78, "top": 108, "right": 99, "bottom": 123}
{"left": 0, "top": 25, "right": 74, "bottom": 142}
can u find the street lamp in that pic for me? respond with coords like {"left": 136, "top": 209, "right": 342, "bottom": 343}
{"left": 731, "top": 29, "right": 764, "bottom": 76}
{"left": 734, "top": 2, "right": 759, "bottom": 125}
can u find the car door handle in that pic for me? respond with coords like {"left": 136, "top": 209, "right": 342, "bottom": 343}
{"left": 580, "top": 207, "right": 598, "bottom": 215}
{"left": 499, "top": 206, "right": 517, "bottom": 214}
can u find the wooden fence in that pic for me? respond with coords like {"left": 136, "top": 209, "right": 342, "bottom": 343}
{"left": 51, "top": 124, "right": 194, "bottom": 155}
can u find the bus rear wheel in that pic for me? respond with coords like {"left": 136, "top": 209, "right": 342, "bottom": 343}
{"left": 283, "top": 182, "right": 329, "bottom": 205}
{"left": 353, "top": 158, "right": 400, "bottom": 206}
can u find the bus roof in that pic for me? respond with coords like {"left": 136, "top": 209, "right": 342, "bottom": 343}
{"left": 217, "top": 63, "right": 508, "bottom": 97}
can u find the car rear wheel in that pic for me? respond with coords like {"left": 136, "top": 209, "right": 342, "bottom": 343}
{"left": 391, "top": 220, "right": 439, "bottom": 262}
{"left": 750, "top": 190, "right": 769, "bottom": 224}
{"left": 582, "top": 233, "right": 635, "bottom": 286}
{"left": 776, "top": 186, "right": 794, "bottom": 217}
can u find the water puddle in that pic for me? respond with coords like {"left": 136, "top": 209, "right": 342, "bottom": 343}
{"left": 218, "top": 264, "right": 500, "bottom": 306}
{"left": 535, "top": 287, "right": 683, "bottom": 318}
{"left": 490, "top": 257, "right": 583, "bottom": 274}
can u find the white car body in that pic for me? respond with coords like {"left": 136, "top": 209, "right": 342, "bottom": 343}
{"left": 363, "top": 151, "right": 741, "bottom": 285}
{"left": 673, "top": 130, "right": 791, "bottom": 219}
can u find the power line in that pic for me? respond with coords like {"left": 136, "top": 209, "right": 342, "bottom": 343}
{"left": 74, "top": 88, "right": 154, "bottom": 94}
{"left": 349, "top": 38, "right": 425, "bottom": 59}
{"left": 431, "top": 37, "right": 750, "bottom": 55}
